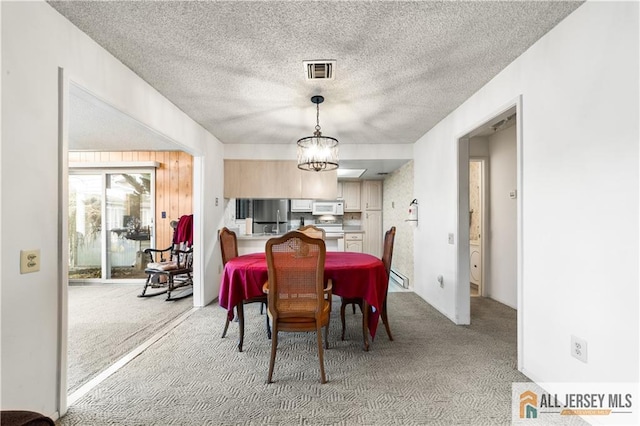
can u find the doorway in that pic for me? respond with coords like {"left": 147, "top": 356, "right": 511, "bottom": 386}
{"left": 457, "top": 97, "right": 522, "bottom": 368}
{"left": 468, "top": 159, "right": 484, "bottom": 297}
{"left": 69, "top": 170, "right": 155, "bottom": 281}
{"left": 62, "top": 81, "right": 199, "bottom": 407}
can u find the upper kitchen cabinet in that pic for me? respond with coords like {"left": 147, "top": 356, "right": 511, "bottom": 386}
{"left": 224, "top": 160, "right": 337, "bottom": 199}
{"left": 291, "top": 199, "right": 313, "bottom": 212}
{"left": 362, "top": 180, "right": 383, "bottom": 210}
{"left": 341, "top": 181, "right": 361, "bottom": 211}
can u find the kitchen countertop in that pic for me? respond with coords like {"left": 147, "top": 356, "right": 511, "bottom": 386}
{"left": 343, "top": 227, "right": 364, "bottom": 233}
{"left": 237, "top": 233, "right": 344, "bottom": 240}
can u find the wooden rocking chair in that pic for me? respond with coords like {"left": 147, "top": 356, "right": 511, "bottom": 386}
{"left": 139, "top": 214, "right": 193, "bottom": 301}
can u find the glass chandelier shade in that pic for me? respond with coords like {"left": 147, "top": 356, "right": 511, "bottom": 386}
{"left": 297, "top": 96, "right": 339, "bottom": 172}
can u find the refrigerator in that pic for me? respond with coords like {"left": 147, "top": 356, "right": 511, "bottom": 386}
{"left": 252, "top": 199, "right": 290, "bottom": 234}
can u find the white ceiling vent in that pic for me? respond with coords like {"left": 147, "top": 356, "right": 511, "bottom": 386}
{"left": 303, "top": 60, "right": 336, "bottom": 80}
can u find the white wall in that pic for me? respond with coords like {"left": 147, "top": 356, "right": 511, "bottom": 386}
{"left": 1, "top": 1, "right": 225, "bottom": 416}
{"left": 382, "top": 161, "right": 414, "bottom": 286}
{"left": 487, "top": 126, "right": 517, "bottom": 308}
{"left": 413, "top": 0, "right": 638, "bottom": 385}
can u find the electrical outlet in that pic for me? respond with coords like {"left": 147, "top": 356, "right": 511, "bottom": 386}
{"left": 571, "top": 335, "right": 587, "bottom": 363}
{"left": 448, "top": 233, "right": 454, "bottom": 244}
{"left": 20, "top": 249, "right": 41, "bottom": 274}
{"left": 437, "top": 275, "right": 444, "bottom": 288}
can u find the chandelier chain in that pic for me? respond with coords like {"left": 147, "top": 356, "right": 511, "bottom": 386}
{"left": 315, "top": 102, "right": 321, "bottom": 132}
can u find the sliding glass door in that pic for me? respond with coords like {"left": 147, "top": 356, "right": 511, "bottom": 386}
{"left": 69, "top": 169, "right": 155, "bottom": 281}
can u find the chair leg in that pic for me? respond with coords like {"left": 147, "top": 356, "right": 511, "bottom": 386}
{"left": 221, "top": 316, "right": 231, "bottom": 338}
{"left": 267, "top": 326, "right": 278, "bottom": 384}
{"left": 324, "top": 322, "right": 330, "bottom": 350}
{"left": 340, "top": 303, "right": 347, "bottom": 341}
{"left": 139, "top": 275, "right": 152, "bottom": 297}
{"left": 237, "top": 303, "right": 245, "bottom": 352}
{"left": 165, "top": 276, "right": 174, "bottom": 300}
{"left": 362, "top": 302, "right": 370, "bottom": 352}
{"left": 265, "top": 310, "right": 272, "bottom": 339}
{"left": 260, "top": 302, "right": 264, "bottom": 315}
{"left": 381, "top": 302, "right": 393, "bottom": 341}
{"left": 316, "top": 325, "right": 327, "bottom": 384}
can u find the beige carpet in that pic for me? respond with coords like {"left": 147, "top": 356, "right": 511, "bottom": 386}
{"left": 58, "top": 292, "right": 545, "bottom": 425}
{"left": 67, "top": 284, "right": 193, "bottom": 393}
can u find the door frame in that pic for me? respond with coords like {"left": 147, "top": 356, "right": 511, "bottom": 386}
{"left": 58, "top": 70, "right": 204, "bottom": 416}
{"left": 455, "top": 95, "right": 523, "bottom": 370}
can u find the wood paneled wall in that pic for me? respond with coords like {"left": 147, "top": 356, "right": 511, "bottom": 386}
{"left": 69, "top": 151, "right": 193, "bottom": 250}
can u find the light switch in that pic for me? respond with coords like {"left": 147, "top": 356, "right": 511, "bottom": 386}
{"left": 20, "top": 249, "right": 41, "bottom": 274}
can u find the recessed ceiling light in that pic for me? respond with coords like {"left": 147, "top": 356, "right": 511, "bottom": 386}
{"left": 337, "top": 168, "right": 366, "bottom": 178}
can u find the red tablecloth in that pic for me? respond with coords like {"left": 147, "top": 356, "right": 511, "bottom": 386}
{"left": 219, "top": 252, "right": 388, "bottom": 338}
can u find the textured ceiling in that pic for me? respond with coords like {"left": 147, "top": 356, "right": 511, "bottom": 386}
{"left": 50, "top": 0, "right": 583, "bottom": 151}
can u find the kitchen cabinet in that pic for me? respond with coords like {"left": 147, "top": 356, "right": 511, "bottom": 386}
{"left": 341, "top": 181, "right": 361, "bottom": 211}
{"left": 363, "top": 210, "right": 382, "bottom": 258}
{"left": 361, "top": 180, "right": 383, "bottom": 258}
{"left": 362, "top": 180, "right": 382, "bottom": 210}
{"left": 291, "top": 199, "right": 313, "bottom": 212}
{"left": 344, "top": 232, "right": 363, "bottom": 253}
{"left": 224, "top": 160, "right": 337, "bottom": 199}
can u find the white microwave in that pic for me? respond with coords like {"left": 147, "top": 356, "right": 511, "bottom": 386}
{"left": 311, "top": 201, "right": 344, "bottom": 216}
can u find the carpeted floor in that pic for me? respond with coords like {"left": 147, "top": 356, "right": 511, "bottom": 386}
{"left": 58, "top": 292, "right": 540, "bottom": 425}
{"left": 67, "top": 284, "right": 193, "bottom": 393}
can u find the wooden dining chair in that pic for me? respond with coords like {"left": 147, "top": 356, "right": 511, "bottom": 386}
{"left": 219, "top": 227, "right": 270, "bottom": 352}
{"left": 263, "top": 231, "right": 333, "bottom": 384}
{"left": 340, "top": 226, "right": 396, "bottom": 341}
{"left": 295, "top": 224, "right": 325, "bottom": 240}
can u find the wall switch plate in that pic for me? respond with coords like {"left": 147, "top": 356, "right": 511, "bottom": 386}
{"left": 571, "top": 335, "right": 588, "bottom": 363}
{"left": 448, "top": 233, "right": 454, "bottom": 244}
{"left": 20, "top": 249, "right": 41, "bottom": 274}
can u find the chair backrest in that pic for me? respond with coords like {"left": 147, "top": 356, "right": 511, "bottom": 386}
{"left": 265, "top": 232, "right": 326, "bottom": 321}
{"left": 296, "top": 225, "right": 326, "bottom": 240}
{"left": 381, "top": 226, "right": 396, "bottom": 277}
{"left": 219, "top": 227, "right": 238, "bottom": 265}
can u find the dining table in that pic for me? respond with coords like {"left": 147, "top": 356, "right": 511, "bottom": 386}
{"left": 219, "top": 251, "right": 389, "bottom": 351}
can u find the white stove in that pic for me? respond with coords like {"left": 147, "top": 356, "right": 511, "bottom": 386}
{"left": 315, "top": 223, "right": 344, "bottom": 237}
{"left": 314, "top": 224, "right": 345, "bottom": 250}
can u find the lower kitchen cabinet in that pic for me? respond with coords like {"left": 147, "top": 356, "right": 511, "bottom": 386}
{"left": 344, "top": 232, "right": 363, "bottom": 253}
{"left": 363, "top": 210, "right": 382, "bottom": 258}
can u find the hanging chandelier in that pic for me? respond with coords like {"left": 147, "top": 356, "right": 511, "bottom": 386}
{"left": 297, "top": 95, "right": 339, "bottom": 172}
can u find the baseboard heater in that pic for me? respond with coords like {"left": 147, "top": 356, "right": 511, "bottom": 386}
{"left": 390, "top": 268, "right": 409, "bottom": 289}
